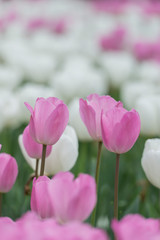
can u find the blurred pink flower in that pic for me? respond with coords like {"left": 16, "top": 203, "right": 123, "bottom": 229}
{"left": 22, "top": 125, "right": 52, "bottom": 159}
{"left": 48, "top": 19, "right": 67, "bottom": 34}
{"left": 133, "top": 42, "right": 155, "bottom": 61}
{"left": 0, "top": 211, "right": 109, "bottom": 240}
{"left": 79, "top": 93, "right": 122, "bottom": 141}
{"left": 99, "top": 26, "right": 126, "bottom": 51}
{"left": 101, "top": 107, "right": 141, "bottom": 154}
{"left": 0, "top": 153, "right": 18, "bottom": 193}
{"left": 31, "top": 172, "right": 96, "bottom": 223}
{"left": 112, "top": 214, "right": 160, "bottom": 240}
{"left": 31, "top": 176, "right": 54, "bottom": 218}
{"left": 25, "top": 97, "right": 69, "bottom": 145}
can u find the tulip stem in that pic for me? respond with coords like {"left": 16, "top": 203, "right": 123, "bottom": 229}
{"left": 0, "top": 193, "right": 2, "bottom": 216}
{"left": 91, "top": 141, "right": 103, "bottom": 227}
{"left": 114, "top": 153, "right": 120, "bottom": 219}
{"left": 40, "top": 145, "right": 47, "bottom": 176}
{"left": 35, "top": 158, "right": 40, "bottom": 179}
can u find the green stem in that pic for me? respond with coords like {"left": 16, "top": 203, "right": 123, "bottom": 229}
{"left": 40, "top": 145, "right": 47, "bottom": 176}
{"left": 0, "top": 192, "right": 2, "bottom": 216}
{"left": 35, "top": 158, "right": 40, "bottom": 179}
{"left": 91, "top": 141, "right": 103, "bottom": 227}
{"left": 114, "top": 153, "right": 120, "bottom": 219}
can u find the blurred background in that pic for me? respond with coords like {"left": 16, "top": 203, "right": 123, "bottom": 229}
{"left": 0, "top": 0, "right": 160, "bottom": 232}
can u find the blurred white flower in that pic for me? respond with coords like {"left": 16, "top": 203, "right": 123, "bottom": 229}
{"left": 0, "top": 89, "right": 21, "bottom": 130}
{"left": 50, "top": 56, "right": 108, "bottom": 103}
{"left": 0, "top": 65, "right": 23, "bottom": 89}
{"left": 142, "top": 138, "right": 160, "bottom": 189}
{"left": 120, "top": 82, "right": 158, "bottom": 109}
{"left": 68, "top": 98, "right": 92, "bottom": 141}
{"left": 18, "top": 125, "right": 78, "bottom": 175}
{"left": 135, "top": 95, "right": 160, "bottom": 136}
{"left": 16, "top": 83, "right": 60, "bottom": 123}
{"left": 21, "top": 53, "right": 56, "bottom": 83}
{"left": 100, "top": 52, "right": 135, "bottom": 88}
{"left": 136, "top": 61, "right": 160, "bottom": 84}
{"left": 0, "top": 38, "right": 30, "bottom": 67}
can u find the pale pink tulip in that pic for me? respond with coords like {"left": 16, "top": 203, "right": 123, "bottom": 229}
{"left": 31, "top": 172, "right": 96, "bottom": 223}
{"left": 31, "top": 176, "right": 55, "bottom": 218}
{"left": 25, "top": 97, "right": 69, "bottom": 145}
{"left": 79, "top": 94, "right": 122, "bottom": 141}
{"left": 22, "top": 125, "right": 52, "bottom": 159}
{"left": 50, "top": 172, "right": 97, "bottom": 223}
{"left": 0, "top": 211, "right": 109, "bottom": 240}
{"left": 112, "top": 214, "right": 160, "bottom": 240}
{"left": 0, "top": 153, "right": 18, "bottom": 193}
{"left": 101, "top": 107, "right": 141, "bottom": 154}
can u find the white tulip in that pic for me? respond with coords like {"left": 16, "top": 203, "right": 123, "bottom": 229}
{"left": 100, "top": 52, "right": 135, "bottom": 88}
{"left": 18, "top": 125, "right": 78, "bottom": 175}
{"left": 141, "top": 138, "right": 160, "bottom": 189}
{"left": 68, "top": 98, "right": 92, "bottom": 141}
{"left": 135, "top": 95, "right": 160, "bottom": 137}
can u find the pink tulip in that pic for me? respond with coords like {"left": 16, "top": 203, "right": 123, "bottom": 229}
{"left": 22, "top": 125, "right": 52, "bottom": 159}
{"left": 31, "top": 176, "right": 55, "bottom": 218}
{"left": 101, "top": 107, "right": 141, "bottom": 154}
{"left": 112, "top": 214, "right": 160, "bottom": 240}
{"left": 79, "top": 94, "right": 122, "bottom": 141}
{"left": 31, "top": 172, "right": 96, "bottom": 223}
{"left": 0, "top": 153, "right": 18, "bottom": 192}
{"left": 0, "top": 211, "right": 109, "bottom": 240}
{"left": 25, "top": 97, "right": 69, "bottom": 145}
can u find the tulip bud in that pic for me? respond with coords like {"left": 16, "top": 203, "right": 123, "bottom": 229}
{"left": 141, "top": 138, "right": 160, "bottom": 189}
{"left": 0, "top": 153, "right": 18, "bottom": 193}
{"left": 25, "top": 97, "right": 69, "bottom": 145}
{"left": 101, "top": 107, "right": 141, "bottom": 154}
{"left": 22, "top": 125, "right": 52, "bottom": 159}
{"left": 79, "top": 93, "right": 122, "bottom": 141}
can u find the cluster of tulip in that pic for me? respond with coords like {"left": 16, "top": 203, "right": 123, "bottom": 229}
{"left": 4, "top": 93, "right": 160, "bottom": 239}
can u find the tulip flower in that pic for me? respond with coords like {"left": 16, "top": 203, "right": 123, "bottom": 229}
{"left": 25, "top": 97, "right": 69, "bottom": 146}
{"left": 0, "top": 211, "right": 109, "bottom": 240}
{"left": 31, "top": 172, "right": 96, "bottom": 223}
{"left": 0, "top": 153, "right": 18, "bottom": 216}
{"left": 22, "top": 125, "right": 52, "bottom": 159}
{"left": 0, "top": 153, "right": 18, "bottom": 193}
{"left": 80, "top": 93, "right": 123, "bottom": 225}
{"left": 101, "top": 107, "right": 141, "bottom": 154}
{"left": 101, "top": 106, "right": 140, "bottom": 219}
{"left": 112, "top": 214, "right": 160, "bottom": 240}
{"left": 19, "top": 125, "right": 78, "bottom": 176}
{"left": 22, "top": 125, "right": 52, "bottom": 178}
{"left": 79, "top": 93, "right": 122, "bottom": 141}
{"left": 25, "top": 97, "right": 69, "bottom": 176}
{"left": 141, "top": 138, "right": 160, "bottom": 189}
